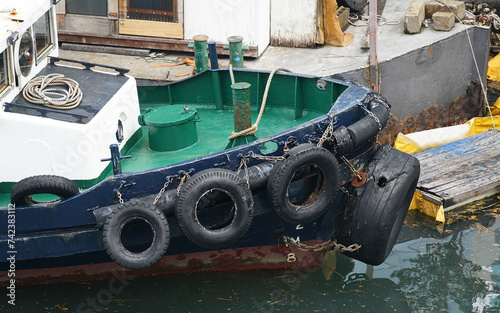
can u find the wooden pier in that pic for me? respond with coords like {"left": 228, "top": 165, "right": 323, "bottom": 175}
{"left": 410, "top": 129, "right": 500, "bottom": 222}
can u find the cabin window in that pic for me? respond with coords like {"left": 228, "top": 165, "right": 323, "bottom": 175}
{"left": 17, "top": 31, "right": 34, "bottom": 77}
{"left": 67, "top": 0, "right": 107, "bottom": 16}
{"left": 34, "top": 11, "right": 54, "bottom": 62}
{"left": 0, "top": 49, "right": 12, "bottom": 95}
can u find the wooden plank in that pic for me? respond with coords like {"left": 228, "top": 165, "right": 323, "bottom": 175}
{"left": 415, "top": 129, "right": 500, "bottom": 210}
{"left": 118, "top": 19, "right": 183, "bottom": 39}
{"left": 58, "top": 31, "right": 259, "bottom": 57}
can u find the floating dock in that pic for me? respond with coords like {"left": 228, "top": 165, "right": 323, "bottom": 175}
{"left": 411, "top": 129, "right": 500, "bottom": 222}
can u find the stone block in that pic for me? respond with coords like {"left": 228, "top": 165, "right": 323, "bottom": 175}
{"left": 425, "top": 0, "right": 465, "bottom": 22}
{"left": 405, "top": 1, "right": 426, "bottom": 34}
{"left": 336, "top": 6, "right": 350, "bottom": 31}
{"left": 433, "top": 12, "right": 455, "bottom": 31}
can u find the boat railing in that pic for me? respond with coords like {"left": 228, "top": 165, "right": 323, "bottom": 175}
{"left": 48, "top": 57, "right": 130, "bottom": 77}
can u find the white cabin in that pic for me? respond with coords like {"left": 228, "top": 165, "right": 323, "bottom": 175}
{"left": 0, "top": 0, "right": 141, "bottom": 186}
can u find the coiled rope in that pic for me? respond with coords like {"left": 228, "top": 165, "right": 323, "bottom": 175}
{"left": 22, "top": 73, "right": 83, "bottom": 110}
{"left": 228, "top": 65, "right": 288, "bottom": 140}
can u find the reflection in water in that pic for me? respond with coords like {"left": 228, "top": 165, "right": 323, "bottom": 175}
{"left": 391, "top": 207, "right": 500, "bottom": 313}
{"left": 2, "top": 199, "right": 500, "bottom": 312}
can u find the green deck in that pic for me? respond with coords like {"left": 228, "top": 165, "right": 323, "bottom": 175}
{"left": 122, "top": 105, "right": 324, "bottom": 173}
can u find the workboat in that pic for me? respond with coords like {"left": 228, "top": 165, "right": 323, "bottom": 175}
{"left": 0, "top": 1, "right": 420, "bottom": 284}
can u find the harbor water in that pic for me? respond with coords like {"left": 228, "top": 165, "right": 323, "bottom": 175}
{"left": 2, "top": 196, "right": 500, "bottom": 313}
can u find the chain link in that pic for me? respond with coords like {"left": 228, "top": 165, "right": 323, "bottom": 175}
{"left": 116, "top": 186, "right": 124, "bottom": 204}
{"left": 374, "top": 94, "right": 392, "bottom": 115}
{"left": 338, "top": 154, "right": 363, "bottom": 182}
{"left": 317, "top": 117, "right": 335, "bottom": 148}
{"left": 153, "top": 177, "right": 173, "bottom": 205}
{"left": 237, "top": 152, "right": 287, "bottom": 189}
{"left": 339, "top": 186, "right": 352, "bottom": 197}
{"left": 283, "top": 235, "right": 361, "bottom": 253}
{"left": 359, "top": 104, "right": 382, "bottom": 131}
{"left": 237, "top": 156, "right": 251, "bottom": 189}
{"left": 177, "top": 173, "right": 191, "bottom": 196}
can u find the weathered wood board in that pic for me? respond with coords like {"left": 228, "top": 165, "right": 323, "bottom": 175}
{"left": 415, "top": 129, "right": 500, "bottom": 211}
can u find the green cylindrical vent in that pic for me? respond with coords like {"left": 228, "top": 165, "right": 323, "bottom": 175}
{"left": 192, "top": 34, "right": 209, "bottom": 73}
{"left": 231, "top": 82, "right": 252, "bottom": 132}
{"left": 140, "top": 105, "right": 198, "bottom": 152}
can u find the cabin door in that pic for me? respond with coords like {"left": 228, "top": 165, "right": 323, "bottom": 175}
{"left": 119, "top": 0, "right": 183, "bottom": 39}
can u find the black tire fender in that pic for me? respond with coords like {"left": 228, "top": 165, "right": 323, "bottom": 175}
{"left": 10, "top": 175, "right": 80, "bottom": 206}
{"left": 103, "top": 199, "right": 170, "bottom": 270}
{"left": 336, "top": 145, "right": 420, "bottom": 265}
{"left": 175, "top": 169, "right": 254, "bottom": 249}
{"left": 267, "top": 143, "right": 341, "bottom": 224}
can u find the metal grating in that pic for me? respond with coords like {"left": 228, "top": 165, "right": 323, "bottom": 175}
{"left": 127, "top": 0, "right": 176, "bottom": 22}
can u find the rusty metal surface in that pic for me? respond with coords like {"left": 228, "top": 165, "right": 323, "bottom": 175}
{"left": 58, "top": 31, "right": 259, "bottom": 58}
{"left": 3, "top": 241, "right": 324, "bottom": 285}
{"left": 231, "top": 82, "right": 252, "bottom": 132}
{"left": 378, "top": 82, "right": 484, "bottom": 145}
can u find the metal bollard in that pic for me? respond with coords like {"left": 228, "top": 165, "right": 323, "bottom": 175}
{"left": 188, "top": 34, "right": 209, "bottom": 73}
{"left": 101, "top": 144, "right": 131, "bottom": 175}
{"left": 231, "top": 82, "right": 252, "bottom": 132}
{"left": 223, "top": 36, "right": 249, "bottom": 68}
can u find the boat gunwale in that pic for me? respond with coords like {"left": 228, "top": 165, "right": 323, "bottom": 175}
{"left": 0, "top": 71, "right": 379, "bottom": 236}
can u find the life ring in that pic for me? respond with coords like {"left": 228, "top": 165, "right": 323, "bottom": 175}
{"left": 175, "top": 169, "right": 254, "bottom": 249}
{"left": 267, "top": 143, "right": 340, "bottom": 224}
{"left": 10, "top": 175, "right": 80, "bottom": 206}
{"left": 102, "top": 199, "right": 170, "bottom": 270}
{"left": 335, "top": 145, "right": 420, "bottom": 265}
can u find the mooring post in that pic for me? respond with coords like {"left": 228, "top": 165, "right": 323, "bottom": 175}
{"left": 208, "top": 41, "right": 224, "bottom": 110}
{"left": 231, "top": 82, "right": 252, "bottom": 132}
{"left": 223, "top": 36, "right": 249, "bottom": 68}
{"left": 188, "top": 34, "right": 209, "bottom": 74}
{"left": 101, "top": 144, "right": 131, "bottom": 175}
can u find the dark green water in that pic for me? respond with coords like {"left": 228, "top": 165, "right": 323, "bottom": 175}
{"left": 3, "top": 199, "right": 500, "bottom": 313}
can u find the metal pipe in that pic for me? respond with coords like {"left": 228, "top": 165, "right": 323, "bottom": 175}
{"left": 369, "top": 0, "right": 379, "bottom": 92}
{"left": 208, "top": 41, "right": 224, "bottom": 110}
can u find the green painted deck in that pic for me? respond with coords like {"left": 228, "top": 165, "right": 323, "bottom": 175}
{"left": 121, "top": 105, "right": 324, "bottom": 172}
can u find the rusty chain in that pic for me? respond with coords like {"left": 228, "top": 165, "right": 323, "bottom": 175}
{"left": 176, "top": 172, "right": 191, "bottom": 196}
{"left": 317, "top": 117, "right": 335, "bottom": 148}
{"left": 153, "top": 177, "right": 173, "bottom": 205}
{"left": 115, "top": 185, "right": 124, "bottom": 204}
{"left": 283, "top": 235, "right": 361, "bottom": 253}
{"left": 237, "top": 152, "right": 287, "bottom": 188}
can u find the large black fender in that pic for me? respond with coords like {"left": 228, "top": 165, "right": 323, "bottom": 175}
{"left": 103, "top": 199, "right": 170, "bottom": 270}
{"left": 335, "top": 145, "right": 420, "bottom": 265}
{"left": 10, "top": 175, "right": 80, "bottom": 206}
{"left": 175, "top": 169, "right": 254, "bottom": 249}
{"left": 267, "top": 143, "right": 341, "bottom": 224}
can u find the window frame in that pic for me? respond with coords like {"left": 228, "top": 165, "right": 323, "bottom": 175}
{"left": 34, "top": 10, "right": 56, "bottom": 65}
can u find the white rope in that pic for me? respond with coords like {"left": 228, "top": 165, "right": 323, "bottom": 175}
{"left": 22, "top": 73, "right": 83, "bottom": 110}
{"left": 229, "top": 63, "right": 236, "bottom": 85}
{"left": 228, "top": 67, "right": 288, "bottom": 140}
{"left": 435, "top": 0, "right": 495, "bottom": 129}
